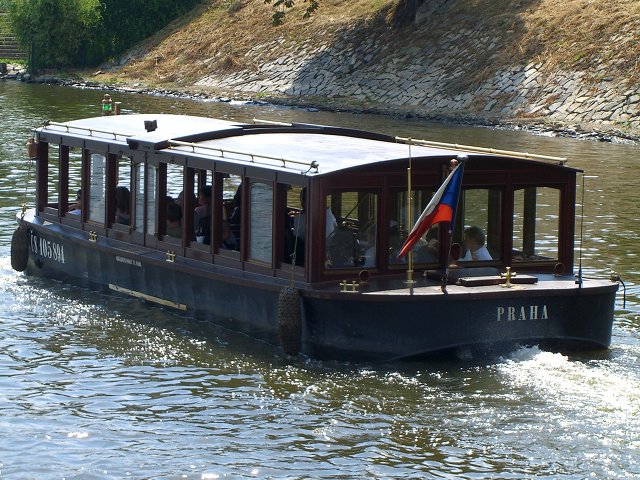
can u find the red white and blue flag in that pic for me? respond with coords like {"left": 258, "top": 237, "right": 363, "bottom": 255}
{"left": 398, "top": 162, "right": 465, "bottom": 258}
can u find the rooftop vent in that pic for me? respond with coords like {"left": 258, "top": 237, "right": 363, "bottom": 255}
{"left": 144, "top": 120, "right": 157, "bottom": 132}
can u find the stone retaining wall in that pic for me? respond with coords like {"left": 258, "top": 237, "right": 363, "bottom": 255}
{"left": 196, "top": 19, "right": 639, "bottom": 137}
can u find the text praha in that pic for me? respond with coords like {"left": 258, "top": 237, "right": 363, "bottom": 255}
{"left": 497, "top": 305, "right": 548, "bottom": 321}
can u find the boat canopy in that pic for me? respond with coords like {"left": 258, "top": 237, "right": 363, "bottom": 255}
{"left": 38, "top": 114, "right": 570, "bottom": 177}
{"left": 32, "top": 113, "right": 580, "bottom": 285}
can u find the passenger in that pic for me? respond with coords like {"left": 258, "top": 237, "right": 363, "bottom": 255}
{"left": 292, "top": 188, "right": 306, "bottom": 241}
{"left": 415, "top": 227, "right": 439, "bottom": 263}
{"left": 229, "top": 183, "right": 242, "bottom": 227}
{"left": 326, "top": 206, "right": 337, "bottom": 238}
{"left": 166, "top": 201, "right": 183, "bottom": 238}
{"left": 362, "top": 224, "right": 376, "bottom": 268}
{"left": 388, "top": 221, "right": 406, "bottom": 264}
{"left": 461, "top": 226, "right": 492, "bottom": 261}
{"left": 221, "top": 219, "right": 237, "bottom": 250}
{"left": 289, "top": 188, "right": 306, "bottom": 265}
{"left": 296, "top": 192, "right": 336, "bottom": 239}
{"left": 69, "top": 189, "right": 82, "bottom": 215}
{"left": 176, "top": 190, "right": 194, "bottom": 209}
{"left": 194, "top": 185, "right": 212, "bottom": 240}
{"left": 115, "top": 186, "right": 130, "bottom": 225}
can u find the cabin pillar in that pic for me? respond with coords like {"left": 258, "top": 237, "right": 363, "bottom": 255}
{"left": 523, "top": 187, "right": 537, "bottom": 257}
{"left": 58, "top": 145, "right": 69, "bottom": 215}
{"left": 35, "top": 140, "right": 49, "bottom": 213}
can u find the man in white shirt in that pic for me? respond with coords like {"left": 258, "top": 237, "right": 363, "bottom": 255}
{"left": 462, "top": 226, "right": 492, "bottom": 261}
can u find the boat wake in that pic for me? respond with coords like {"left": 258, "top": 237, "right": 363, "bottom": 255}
{"left": 498, "top": 345, "right": 640, "bottom": 442}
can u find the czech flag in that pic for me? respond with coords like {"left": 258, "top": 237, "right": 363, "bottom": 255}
{"left": 398, "top": 161, "right": 465, "bottom": 258}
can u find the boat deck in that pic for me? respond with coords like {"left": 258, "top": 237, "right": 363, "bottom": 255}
{"left": 363, "top": 275, "right": 613, "bottom": 296}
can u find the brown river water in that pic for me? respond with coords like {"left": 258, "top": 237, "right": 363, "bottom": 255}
{"left": 0, "top": 81, "right": 639, "bottom": 479}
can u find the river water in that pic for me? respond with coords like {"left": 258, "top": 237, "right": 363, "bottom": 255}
{"left": 1, "top": 81, "right": 639, "bottom": 479}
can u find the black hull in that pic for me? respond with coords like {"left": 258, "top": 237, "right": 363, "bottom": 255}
{"left": 22, "top": 222, "right": 617, "bottom": 362}
{"left": 302, "top": 287, "right": 616, "bottom": 361}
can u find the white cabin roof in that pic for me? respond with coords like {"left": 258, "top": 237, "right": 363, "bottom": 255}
{"left": 37, "top": 114, "right": 568, "bottom": 176}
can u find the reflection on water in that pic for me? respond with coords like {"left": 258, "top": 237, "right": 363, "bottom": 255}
{"left": 1, "top": 81, "right": 640, "bottom": 478}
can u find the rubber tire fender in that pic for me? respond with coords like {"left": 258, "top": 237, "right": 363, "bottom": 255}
{"left": 277, "top": 287, "right": 302, "bottom": 356}
{"left": 11, "top": 224, "right": 30, "bottom": 272}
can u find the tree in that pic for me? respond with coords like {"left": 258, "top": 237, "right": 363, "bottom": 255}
{"left": 9, "top": 0, "right": 100, "bottom": 68}
{"left": 263, "top": 0, "right": 319, "bottom": 26}
{"left": 7, "top": 0, "right": 204, "bottom": 68}
{"left": 87, "top": 0, "right": 203, "bottom": 64}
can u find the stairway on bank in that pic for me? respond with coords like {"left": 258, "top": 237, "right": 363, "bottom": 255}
{"left": 0, "top": 12, "right": 26, "bottom": 61}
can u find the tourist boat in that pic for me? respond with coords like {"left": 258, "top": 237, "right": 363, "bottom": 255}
{"left": 11, "top": 105, "right": 621, "bottom": 361}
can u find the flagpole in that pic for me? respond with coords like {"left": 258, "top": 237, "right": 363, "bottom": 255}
{"left": 442, "top": 155, "right": 467, "bottom": 292}
{"left": 405, "top": 141, "right": 415, "bottom": 295}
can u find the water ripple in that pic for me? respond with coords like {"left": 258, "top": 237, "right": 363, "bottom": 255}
{"left": 1, "top": 82, "right": 640, "bottom": 479}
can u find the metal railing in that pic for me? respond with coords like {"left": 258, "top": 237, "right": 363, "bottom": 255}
{"left": 168, "top": 139, "right": 319, "bottom": 173}
{"left": 41, "top": 121, "right": 133, "bottom": 141}
{"left": 395, "top": 136, "right": 568, "bottom": 164}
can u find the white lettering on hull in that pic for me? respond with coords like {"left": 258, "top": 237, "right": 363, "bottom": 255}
{"left": 30, "top": 233, "right": 65, "bottom": 264}
{"left": 116, "top": 256, "right": 142, "bottom": 267}
{"left": 497, "top": 305, "right": 548, "bottom": 321}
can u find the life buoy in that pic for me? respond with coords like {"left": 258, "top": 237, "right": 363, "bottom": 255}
{"left": 11, "top": 224, "right": 30, "bottom": 272}
{"left": 277, "top": 287, "right": 302, "bottom": 356}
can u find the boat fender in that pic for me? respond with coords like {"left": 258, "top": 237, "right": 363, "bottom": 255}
{"left": 277, "top": 287, "right": 302, "bottom": 356}
{"left": 11, "top": 224, "right": 30, "bottom": 272}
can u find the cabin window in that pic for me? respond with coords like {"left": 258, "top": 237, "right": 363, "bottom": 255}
{"left": 225, "top": 174, "right": 242, "bottom": 251}
{"left": 389, "top": 189, "right": 439, "bottom": 265}
{"left": 146, "top": 164, "right": 157, "bottom": 235}
{"left": 287, "top": 186, "right": 305, "bottom": 266}
{"left": 513, "top": 187, "right": 560, "bottom": 262}
{"left": 114, "top": 156, "right": 132, "bottom": 226}
{"left": 325, "top": 191, "right": 378, "bottom": 269}
{"left": 88, "top": 153, "right": 106, "bottom": 224}
{"left": 47, "top": 144, "right": 60, "bottom": 210}
{"left": 165, "top": 163, "right": 184, "bottom": 239}
{"left": 191, "top": 169, "right": 213, "bottom": 245}
{"left": 133, "top": 161, "right": 145, "bottom": 234}
{"left": 67, "top": 147, "right": 82, "bottom": 217}
{"left": 456, "top": 188, "right": 502, "bottom": 262}
{"left": 248, "top": 181, "right": 273, "bottom": 264}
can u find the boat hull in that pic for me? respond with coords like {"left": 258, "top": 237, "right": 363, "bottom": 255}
{"left": 301, "top": 285, "right": 616, "bottom": 360}
{"left": 21, "top": 221, "right": 617, "bottom": 362}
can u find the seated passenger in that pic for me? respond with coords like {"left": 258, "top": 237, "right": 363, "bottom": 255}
{"left": 229, "top": 183, "right": 242, "bottom": 227}
{"left": 115, "top": 186, "right": 130, "bottom": 225}
{"left": 292, "top": 188, "right": 306, "bottom": 241}
{"left": 326, "top": 206, "right": 337, "bottom": 238}
{"left": 221, "top": 219, "right": 237, "bottom": 250}
{"left": 166, "top": 201, "right": 182, "bottom": 238}
{"left": 461, "top": 226, "right": 492, "bottom": 261}
{"left": 194, "top": 185, "right": 212, "bottom": 240}
{"left": 415, "top": 228, "right": 439, "bottom": 263}
{"left": 69, "top": 189, "right": 82, "bottom": 215}
{"left": 362, "top": 224, "right": 376, "bottom": 268}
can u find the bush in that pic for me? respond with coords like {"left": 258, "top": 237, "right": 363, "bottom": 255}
{"left": 9, "top": 0, "right": 100, "bottom": 67}
{"left": 86, "top": 0, "right": 204, "bottom": 66}
{"left": 7, "top": 0, "right": 204, "bottom": 68}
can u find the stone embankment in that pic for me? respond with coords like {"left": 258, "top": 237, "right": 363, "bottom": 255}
{"left": 3, "top": 2, "right": 638, "bottom": 143}
{"left": 195, "top": 19, "right": 639, "bottom": 142}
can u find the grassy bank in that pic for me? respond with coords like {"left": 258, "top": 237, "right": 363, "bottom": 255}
{"left": 92, "top": 0, "right": 639, "bottom": 88}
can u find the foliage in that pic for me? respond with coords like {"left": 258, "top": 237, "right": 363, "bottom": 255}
{"left": 9, "top": 0, "right": 100, "bottom": 67}
{"left": 263, "top": 0, "right": 319, "bottom": 25}
{"left": 6, "top": 0, "right": 204, "bottom": 68}
{"left": 87, "top": 0, "right": 203, "bottom": 65}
